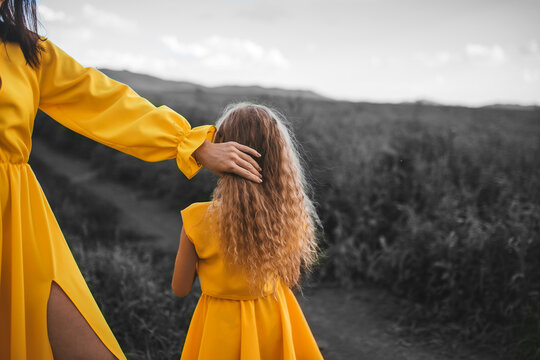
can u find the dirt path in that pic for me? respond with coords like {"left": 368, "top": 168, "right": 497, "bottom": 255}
{"left": 30, "top": 140, "right": 498, "bottom": 360}
{"left": 32, "top": 140, "right": 181, "bottom": 251}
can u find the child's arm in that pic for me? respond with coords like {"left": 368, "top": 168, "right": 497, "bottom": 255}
{"left": 172, "top": 227, "right": 198, "bottom": 298}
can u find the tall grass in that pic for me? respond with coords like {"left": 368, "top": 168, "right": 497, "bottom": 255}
{"left": 316, "top": 117, "right": 540, "bottom": 357}
{"left": 33, "top": 91, "right": 540, "bottom": 356}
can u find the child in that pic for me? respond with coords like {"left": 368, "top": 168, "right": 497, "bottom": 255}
{"left": 172, "top": 103, "right": 324, "bottom": 359}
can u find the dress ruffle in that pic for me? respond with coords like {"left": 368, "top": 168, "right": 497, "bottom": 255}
{"left": 180, "top": 284, "right": 322, "bottom": 360}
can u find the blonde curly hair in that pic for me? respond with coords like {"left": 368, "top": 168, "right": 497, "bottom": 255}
{"left": 209, "top": 102, "right": 320, "bottom": 295}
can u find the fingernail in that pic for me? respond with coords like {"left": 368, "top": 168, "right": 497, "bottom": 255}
{"left": 258, "top": 178, "right": 263, "bottom": 183}
{"left": 257, "top": 152, "right": 262, "bottom": 157}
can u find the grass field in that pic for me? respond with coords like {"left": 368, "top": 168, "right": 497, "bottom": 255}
{"left": 32, "top": 71, "right": 540, "bottom": 358}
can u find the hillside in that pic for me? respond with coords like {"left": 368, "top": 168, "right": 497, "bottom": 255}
{"left": 100, "top": 69, "right": 328, "bottom": 101}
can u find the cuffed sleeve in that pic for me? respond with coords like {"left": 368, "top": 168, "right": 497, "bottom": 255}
{"left": 177, "top": 125, "right": 216, "bottom": 179}
{"left": 37, "top": 39, "right": 213, "bottom": 179}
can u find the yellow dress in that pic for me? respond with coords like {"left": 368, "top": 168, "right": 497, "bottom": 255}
{"left": 180, "top": 202, "right": 324, "bottom": 360}
{"left": 0, "top": 39, "right": 215, "bottom": 359}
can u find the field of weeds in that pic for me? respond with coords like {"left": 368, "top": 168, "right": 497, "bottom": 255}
{"left": 33, "top": 84, "right": 540, "bottom": 357}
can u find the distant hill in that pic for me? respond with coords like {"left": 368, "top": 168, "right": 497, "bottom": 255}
{"left": 99, "top": 69, "right": 540, "bottom": 111}
{"left": 481, "top": 104, "right": 540, "bottom": 111}
{"left": 99, "top": 69, "right": 329, "bottom": 101}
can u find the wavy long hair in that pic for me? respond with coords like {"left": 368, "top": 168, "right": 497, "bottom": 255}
{"left": 0, "top": 0, "right": 44, "bottom": 68}
{"left": 209, "top": 103, "right": 320, "bottom": 295}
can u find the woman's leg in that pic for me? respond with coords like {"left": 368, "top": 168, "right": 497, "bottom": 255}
{"left": 47, "top": 281, "right": 117, "bottom": 360}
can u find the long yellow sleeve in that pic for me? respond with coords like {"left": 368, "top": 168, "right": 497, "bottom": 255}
{"left": 37, "top": 40, "right": 215, "bottom": 179}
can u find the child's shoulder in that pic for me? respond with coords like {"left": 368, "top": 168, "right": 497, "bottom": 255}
{"left": 182, "top": 201, "right": 212, "bottom": 213}
{"left": 181, "top": 201, "right": 212, "bottom": 225}
{"left": 181, "top": 202, "right": 213, "bottom": 246}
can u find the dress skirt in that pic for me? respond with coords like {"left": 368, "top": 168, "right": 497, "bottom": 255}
{"left": 0, "top": 162, "right": 125, "bottom": 359}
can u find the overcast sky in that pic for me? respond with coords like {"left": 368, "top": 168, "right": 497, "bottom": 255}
{"left": 37, "top": 0, "right": 539, "bottom": 106}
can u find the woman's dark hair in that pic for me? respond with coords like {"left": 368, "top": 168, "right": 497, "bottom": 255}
{"left": 0, "top": 0, "right": 44, "bottom": 68}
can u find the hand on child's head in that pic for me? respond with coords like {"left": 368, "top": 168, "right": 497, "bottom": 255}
{"left": 194, "top": 140, "right": 262, "bottom": 183}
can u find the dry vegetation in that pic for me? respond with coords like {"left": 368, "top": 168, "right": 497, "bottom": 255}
{"left": 32, "top": 76, "right": 540, "bottom": 358}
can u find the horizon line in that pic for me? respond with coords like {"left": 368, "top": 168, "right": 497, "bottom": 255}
{"left": 99, "top": 67, "right": 540, "bottom": 110}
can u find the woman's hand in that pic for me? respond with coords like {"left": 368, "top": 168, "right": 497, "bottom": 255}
{"left": 193, "top": 140, "right": 263, "bottom": 183}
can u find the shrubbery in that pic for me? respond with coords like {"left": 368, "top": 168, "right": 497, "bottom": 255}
{"left": 33, "top": 89, "right": 540, "bottom": 356}
{"left": 73, "top": 243, "right": 198, "bottom": 359}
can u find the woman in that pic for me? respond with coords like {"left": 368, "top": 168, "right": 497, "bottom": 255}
{"left": 0, "top": 1, "right": 262, "bottom": 359}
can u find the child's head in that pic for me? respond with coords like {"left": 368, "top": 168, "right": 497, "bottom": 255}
{"left": 211, "top": 102, "right": 319, "bottom": 295}
{"left": 214, "top": 103, "right": 299, "bottom": 183}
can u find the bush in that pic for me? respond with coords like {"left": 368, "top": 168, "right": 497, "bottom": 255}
{"left": 32, "top": 87, "right": 540, "bottom": 355}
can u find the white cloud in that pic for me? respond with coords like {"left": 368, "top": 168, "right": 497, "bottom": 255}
{"left": 522, "top": 40, "right": 539, "bottom": 55}
{"left": 161, "top": 36, "right": 209, "bottom": 58}
{"left": 82, "top": 4, "right": 136, "bottom": 32}
{"left": 465, "top": 43, "right": 506, "bottom": 64}
{"left": 306, "top": 43, "right": 318, "bottom": 53}
{"left": 367, "top": 55, "right": 400, "bottom": 68}
{"left": 369, "top": 55, "right": 382, "bottom": 67}
{"left": 523, "top": 69, "right": 540, "bottom": 83}
{"left": 415, "top": 51, "right": 461, "bottom": 68}
{"left": 83, "top": 49, "right": 178, "bottom": 76}
{"left": 161, "top": 35, "right": 290, "bottom": 70}
{"left": 414, "top": 44, "right": 506, "bottom": 69}
{"left": 435, "top": 74, "right": 446, "bottom": 84}
{"left": 71, "top": 27, "right": 94, "bottom": 41}
{"left": 38, "top": 4, "right": 69, "bottom": 23}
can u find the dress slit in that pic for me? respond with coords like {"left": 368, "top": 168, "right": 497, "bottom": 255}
{"left": 46, "top": 280, "right": 118, "bottom": 360}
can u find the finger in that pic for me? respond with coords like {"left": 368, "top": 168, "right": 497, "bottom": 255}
{"left": 233, "top": 142, "right": 261, "bottom": 158}
{"left": 236, "top": 156, "right": 262, "bottom": 179}
{"left": 232, "top": 164, "right": 262, "bottom": 183}
{"left": 237, "top": 149, "right": 262, "bottom": 172}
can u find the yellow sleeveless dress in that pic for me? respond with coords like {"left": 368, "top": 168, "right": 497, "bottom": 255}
{"left": 0, "top": 39, "right": 215, "bottom": 359}
{"left": 180, "top": 202, "right": 324, "bottom": 360}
